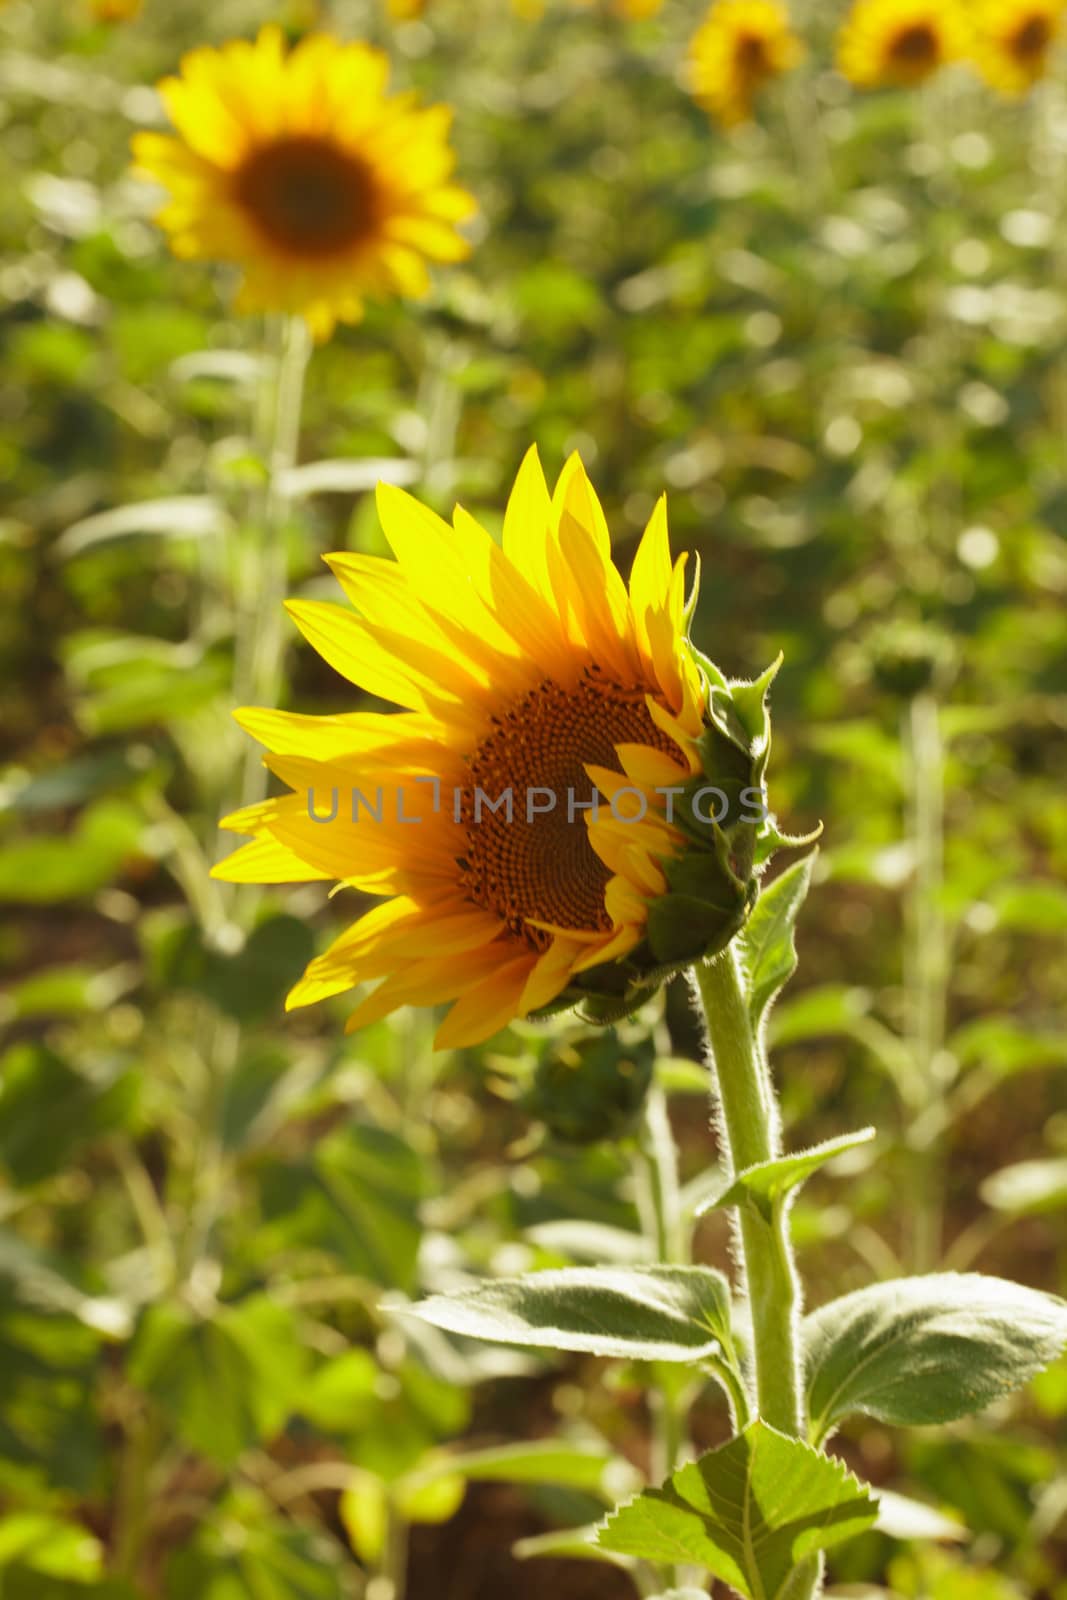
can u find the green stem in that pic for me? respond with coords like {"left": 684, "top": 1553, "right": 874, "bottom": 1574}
{"left": 693, "top": 947, "right": 802, "bottom": 1438}
{"left": 904, "top": 690, "right": 948, "bottom": 1271}
{"left": 110, "top": 1404, "right": 165, "bottom": 1582}
{"left": 636, "top": 1086, "right": 686, "bottom": 1490}
{"left": 233, "top": 314, "right": 311, "bottom": 818}
{"left": 695, "top": 947, "right": 820, "bottom": 1599}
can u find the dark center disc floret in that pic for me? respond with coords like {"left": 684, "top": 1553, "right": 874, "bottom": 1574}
{"left": 233, "top": 135, "right": 379, "bottom": 256}
{"left": 457, "top": 668, "right": 679, "bottom": 951}
{"left": 735, "top": 31, "right": 771, "bottom": 77}
{"left": 888, "top": 21, "right": 939, "bottom": 65}
{"left": 1012, "top": 13, "right": 1052, "bottom": 60}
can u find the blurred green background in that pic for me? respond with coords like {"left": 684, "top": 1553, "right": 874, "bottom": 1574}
{"left": 1, "top": 0, "right": 1066, "bottom": 1596}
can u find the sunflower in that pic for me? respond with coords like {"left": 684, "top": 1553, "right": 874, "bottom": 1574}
{"left": 90, "top": 0, "right": 142, "bottom": 18}
{"left": 213, "top": 450, "right": 771, "bottom": 1050}
{"left": 968, "top": 0, "right": 1064, "bottom": 95}
{"left": 688, "top": 1, "right": 803, "bottom": 128}
{"left": 837, "top": 0, "right": 969, "bottom": 87}
{"left": 131, "top": 28, "right": 475, "bottom": 341}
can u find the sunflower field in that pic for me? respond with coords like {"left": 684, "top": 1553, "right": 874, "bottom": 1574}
{"left": 3, "top": 0, "right": 1067, "bottom": 1597}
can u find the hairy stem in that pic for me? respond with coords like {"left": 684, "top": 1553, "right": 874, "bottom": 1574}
{"left": 695, "top": 947, "right": 819, "bottom": 1598}
{"left": 695, "top": 947, "right": 803, "bottom": 1436}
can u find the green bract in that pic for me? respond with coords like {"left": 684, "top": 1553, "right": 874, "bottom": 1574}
{"left": 538, "top": 654, "right": 819, "bottom": 1027}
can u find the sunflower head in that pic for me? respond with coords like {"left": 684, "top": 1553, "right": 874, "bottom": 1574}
{"left": 837, "top": 0, "right": 970, "bottom": 87}
{"left": 969, "top": 0, "right": 1064, "bottom": 94}
{"left": 131, "top": 27, "right": 475, "bottom": 341}
{"left": 213, "top": 449, "right": 805, "bottom": 1050}
{"left": 688, "top": 0, "right": 804, "bottom": 129}
{"left": 90, "top": 0, "right": 142, "bottom": 18}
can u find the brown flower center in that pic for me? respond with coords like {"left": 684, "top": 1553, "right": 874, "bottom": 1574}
{"left": 735, "top": 31, "right": 771, "bottom": 79}
{"left": 888, "top": 21, "right": 939, "bottom": 66}
{"left": 1011, "top": 12, "right": 1052, "bottom": 60}
{"left": 232, "top": 136, "right": 378, "bottom": 257}
{"left": 457, "top": 670, "right": 680, "bottom": 950}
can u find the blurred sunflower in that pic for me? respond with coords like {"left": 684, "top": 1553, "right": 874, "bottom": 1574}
{"left": 688, "top": 1, "right": 803, "bottom": 128}
{"left": 387, "top": 0, "right": 427, "bottom": 16}
{"left": 969, "top": 0, "right": 1064, "bottom": 95}
{"left": 90, "top": 0, "right": 142, "bottom": 18}
{"left": 837, "top": 0, "right": 969, "bottom": 87}
{"left": 131, "top": 27, "right": 475, "bottom": 340}
{"left": 213, "top": 451, "right": 724, "bottom": 1049}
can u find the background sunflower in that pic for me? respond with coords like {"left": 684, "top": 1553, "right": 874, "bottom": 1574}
{"left": 837, "top": 0, "right": 970, "bottom": 86}
{"left": 688, "top": 0, "right": 803, "bottom": 126}
{"left": 969, "top": 0, "right": 1065, "bottom": 95}
{"left": 132, "top": 26, "right": 475, "bottom": 338}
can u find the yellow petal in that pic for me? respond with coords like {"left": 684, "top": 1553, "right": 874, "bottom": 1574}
{"left": 211, "top": 833, "right": 332, "bottom": 882}
{"left": 433, "top": 954, "right": 537, "bottom": 1049}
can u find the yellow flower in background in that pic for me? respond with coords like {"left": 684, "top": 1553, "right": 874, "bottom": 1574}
{"left": 213, "top": 450, "right": 711, "bottom": 1050}
{"left": 837, "top": 0, "right": 969, "bottom": 87}
{"left": 387, "top": 0, "right": 428, "bottom": 16}
{"left": 969, "top": 0, "right": 1064, "bottom": 95}
{"left": 90, "top": 0, "right": 142, "bottom": 19}
{"left": 688, "top": 0, "right": 803, "bottom": 128}
{"left": 132, "top": 28, "right": 475, "bottom": 341}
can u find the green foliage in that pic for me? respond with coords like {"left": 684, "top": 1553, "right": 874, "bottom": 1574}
{"left": 597, "top": 1420, "right": 878, "bottom": 1597}
{"left": 739, "top": 852, "right": 817, "bottom": 1032}
{"left": 409, "top": 1265, "right": 732, "bottom": 1361}
{"left": 128, "top": 1295, "right": 307, "bottom": 1467}
{"left": 805, "top": 1275, "right": 1067, "bottom": 1441}
{"left": 702, "top": 1127, "right": 876, "bottom": 1220}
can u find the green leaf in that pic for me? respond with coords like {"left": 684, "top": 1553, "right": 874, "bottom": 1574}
{"left": 55, "top": 495, "right": 233, "bottom": 558}
{"left": 990, "top": 879, "right": 1067, "bottom": 934}
{"left": 339, "top": 1471, "right": 389, "bottom": 1565}
{"left": 768, "top": 985, "right": 871, "bottom": 1047}
{"left": 513, "top": 1523, "right": 634, "bottom": 1567}
{"left": 980, "top": 1157, "right": 1067, "bottom": 1215}
{"left": 596, "top": 1419, "right": 877, "bottom": 1598}
{"left": 740, "top": 852, "right": 817, "bottom": 1031}
{"left": 805, "top": 1273, "right": 1067, "bottom": 1440}
{"left": 0, "top": 1513, "right": 103, "bottom": 1580}
{"left": 524, "top": 1220, "right": 652, "bottom": 1264}
{"left": 129, "top": 1296, "right": 307, "bottom": 1467}
{"left": 873, "top": 1490, "right": 965, "bottom": 1543}
{"left": 0, "top": 800, "right": 144, "bottom": 904}
{"left": 166, "top": 1491, "right": 349, "bottom": 1600}
{"left": 0, "top": 1044, "right": 137, "bottom": 1186}
{"left": 405, "top": 1266, "right": 732, "bottom": 1362}
{"left": 257, "top": 1123, "right": 427, "bottom": 1293}
{"left": 646, "top": 1592, "right": 712, "bottom": 1600}
{"left": 394, "top": 1467, "right": 466, "bottom": 1525}
{"left": 299, "top": 1350, "right": 378, "bottom": 1434}
{"left": 948, "top": 1017, "right": 1067, "bottom": 1079}
{"left": 698, "top": 1128, "right": 876, "bottom": 1220}
{"left": 202, "top": 915, "right": 316, "bottom": 1024}
{"left": 401, "top": 1439, "right": 639, "bottom": 1499}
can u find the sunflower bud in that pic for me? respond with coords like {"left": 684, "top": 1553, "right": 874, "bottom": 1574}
{"left": 865, "top": 620, "right": 957, "bottom": 701}
{"left": 525, "top": 1021, "right": 656, "bottom": 1145}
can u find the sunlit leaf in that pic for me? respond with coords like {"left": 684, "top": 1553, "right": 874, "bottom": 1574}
{"left": 740, "top": 851, "right": 817, "bottom": 1030}
{"left": 805, "top": 1274, "right": 1067, "bottom": 1440}
{"left": 406, "top": 1265, "right": 732, "bottom": 1362}
{"left": 597, "top": 1420, "right": 877, "bottom": 1596}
